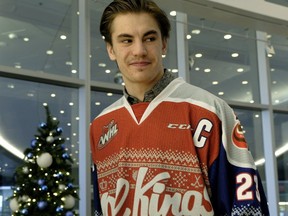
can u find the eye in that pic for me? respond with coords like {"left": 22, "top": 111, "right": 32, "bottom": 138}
{"left": 145, "top": 37, "right": 156, "bottom": 42}
{"left": 122, "top": 38, "right": 132, "bottom": 44}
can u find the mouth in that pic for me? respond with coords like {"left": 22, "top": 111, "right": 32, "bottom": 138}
{"left": 129, "top": 61, "right": 151, "bottom": 68}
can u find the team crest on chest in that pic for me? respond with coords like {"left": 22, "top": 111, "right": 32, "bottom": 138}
{"left": 98, "top": 120, "right": 118, "bottom": 149}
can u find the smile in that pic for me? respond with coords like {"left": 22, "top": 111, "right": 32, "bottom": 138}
{"left": 130, "top": 61, "right": 151, "bottom": 67}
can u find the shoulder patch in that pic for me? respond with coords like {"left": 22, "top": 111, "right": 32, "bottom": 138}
{"left": 98, "top": 120, "right": 118, "bottom": 149}
{"left": 232, "top": 123, "right": 248, "bottom": 149}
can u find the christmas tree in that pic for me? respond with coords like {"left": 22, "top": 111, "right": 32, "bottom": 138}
{"left": 8, "top": 105, "right": 79, "bottom": 216}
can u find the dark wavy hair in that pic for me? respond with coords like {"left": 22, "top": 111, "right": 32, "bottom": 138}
{"left": 100, "top": 0, "right": 171, "bottom": 45}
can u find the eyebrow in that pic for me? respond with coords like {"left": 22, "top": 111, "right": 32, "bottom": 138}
{"left": 117, "top": 30, "right": 159, "bottom": 39}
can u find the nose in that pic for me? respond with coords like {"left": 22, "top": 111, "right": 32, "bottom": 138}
{"left": 132, "top": 40, "right": 147, "bottom": 57}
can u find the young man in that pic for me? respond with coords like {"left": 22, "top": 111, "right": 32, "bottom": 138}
{"left": 90, "top": 0, "right": 270, "bottom": 215}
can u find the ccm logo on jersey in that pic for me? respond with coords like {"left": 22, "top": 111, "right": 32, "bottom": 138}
{"left": 168, "top": 123, "right": 193, "bottom": 130}
{"left": 168, "top": 119, "right": 213, "bottom": 148}
{"left": 98, "top": 120, "right": 118, "bottom": 149}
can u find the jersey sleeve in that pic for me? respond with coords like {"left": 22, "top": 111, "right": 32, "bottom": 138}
{"left": 208, "top": 101, "right": 270, "bottom": 216}
{"left": 92, "top": 163, "right": 103, "bottom": 216}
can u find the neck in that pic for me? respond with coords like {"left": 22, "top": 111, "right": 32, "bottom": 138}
{"left": 125, "top": 83, "right": 152, "bottom": 102}
{"left": 124, "top": 70, "right": 164, "bottom": 101}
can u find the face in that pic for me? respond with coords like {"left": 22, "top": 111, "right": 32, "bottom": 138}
{"left": 106, "top": 12, "right": 167, "bottom": 90}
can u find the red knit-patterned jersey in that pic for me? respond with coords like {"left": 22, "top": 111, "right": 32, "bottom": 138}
{"left": 90, "top": 78, "right": 269, "bottom": 216}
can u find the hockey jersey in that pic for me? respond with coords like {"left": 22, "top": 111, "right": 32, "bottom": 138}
{"left": 90, "top": 77, "right": 270, "bottom": 216}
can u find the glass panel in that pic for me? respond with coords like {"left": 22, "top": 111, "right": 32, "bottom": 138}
{"left": 90, "top": 1, "right": 112, "bottom": 83}
{"left": 90, "top": 1, "right": 178, "bottom": 84}
{"left": 274, "top": 112, "right": 288, "bottom": 214}
{"left": 91, "top": 91, "right": 123, "bottom": 124}
{"left": 161, "top": 13, "right": 178, "bottom": 75}
{"left": 268, "top": 33, "right": 288, "bottom": 109}
{"left": 266, "top": 0, "right": 288, "bottom": 7}
{"left": 0, "top": 0, "right": 78, "bottom": 77}
{"left": 187, "top": 16, "right": 260, "bottom": 104}
{"left": 233, "top": 108, "right": 267, "bottom": 190}
{"left": 0, "top": 77, "right": 79, "bottom": 215}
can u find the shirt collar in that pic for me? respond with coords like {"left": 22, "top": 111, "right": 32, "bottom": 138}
{"left": 124, "top": 69, "right": 176, "bottom": 105}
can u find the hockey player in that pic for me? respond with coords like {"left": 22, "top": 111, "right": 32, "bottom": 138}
{"left": 90, "top": 0, "right": 270, "bottom": 215}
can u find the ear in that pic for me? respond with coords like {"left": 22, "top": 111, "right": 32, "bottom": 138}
{"left": 106, "top": 43, "right": 116, "bottom": 61}
{"left": 162, "top": 38, "right": 168, "bottom": 55}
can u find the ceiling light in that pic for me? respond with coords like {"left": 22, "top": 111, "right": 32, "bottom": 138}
{"left": 51, "top": 93, "right": 56, "bottom": 97}
{"left": 23, "top": 37, "right": 30, "bottom": 42}
{"left": 191, "top": 29, "right": 201, "bottom": 34}
{"left": 218, "top": 92, "right": 224, "bottom": 96}
{"left": 195, "top": 53, "right": 202, "bottom": 58}
{"left": 267, "top": 53, "right": 273, "bottom": 58}
{"left": 231, "top": 53, "right": 239, "bottom": 58}
{"left": 46, "top": 50, "right": 54, "bottom": 55}
{"left": 237, "top": 68, "right": 244, "bottom": 73}
{"left": 60, "top": 35, "right": 67, "bottom": 40}
{"left": 266, "top": 44, "right": 275, "bottom": 56}
{"left": 107, "top": 93, "right": 113, "bottom": 96}
{"left": 255, "top": 114, "right": 260, "bottom": 118}
{"left": 172, "top": 69, "right": 178, "bottom": 73}
{"left": 170, "top": 11, "right": 177, "bottom": 16}
{"left": 186, "top": 35, "right": 192, "bottom": 40}
{"left": 66, "top": 61, "right": 73, "bottom": 65}
{"left": 69, "top": 102, "right": 74, "bottom": 106}
{"left": 224, "top": 34, "right": 232, "bottom": 40}
{"left": 195, "top": 67, "right": 200, "bottom": 71}
{"left": 105, "top": 69, "right": 111, "bottom": 74}
{"left": 275, "top": 143, "right": 288, "bottom": 157}
{"left": 0, "top": 135, "right": 24, "bottom": 159}
{"left": 71, "top": 69, "right": 77, "bottom": 74}
{"left": 67, "top": 123, "right": 71, "bottom": 126}
{"left": 7, "top": 84, "right": 15, "bottom": 89}
{"left": 76, "top": 117, "right": 80, "bottom": 120}
{"left": 242, "top": 81, "right": 248, "bottom": 85}
{"left": 95, "top": 102, "right": 101, "bottom": 106}
{"left": 162, "top": 54, "right": 166, "bottom": 58}
{"left": 27, "top": 92, "right": 35, "bottom": 97}
{"left": 15, "top": 65, "right": 22, "bottom": 69}
{"left": 204, "top": 68, "right": 211, "bottom": 73}
{"left": 60, "top": 110, "right": 65, "bottom": 114}
{"left": 8, "top": 33, "right": 17, "bottom": 39}
{"left": 212, "top": 81, "right": 218, "bottom": 85}
{"left": 98, "top": 63, "right": 106, "bottom": 67}
{"left": 250, "top": 100, "right": 255, "bottom": 103}
{"left": 255, "top": 158, "right": 265, "bottom": 166}
{"left": 279, "top": 202, "right": 288, "bottom": 206}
